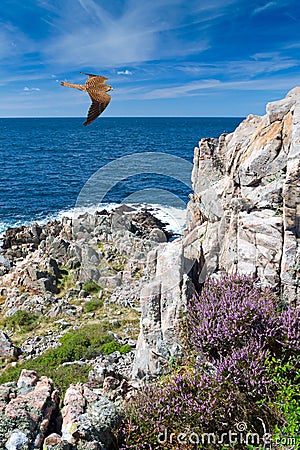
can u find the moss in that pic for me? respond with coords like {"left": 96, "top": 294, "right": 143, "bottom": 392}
{"left": 56, "top": 267, "right": 75, "bottom": 298}
{"left": 83, "top": 280, "right": 101, "bottom": 294}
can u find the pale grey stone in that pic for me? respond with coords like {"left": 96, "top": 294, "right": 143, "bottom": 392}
{"left": 5, "top": 430, "right": 28, "bottom": 450}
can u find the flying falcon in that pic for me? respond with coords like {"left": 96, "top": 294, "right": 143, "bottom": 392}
{"left": 61, "top": 72, "right": 113, "bottom": 126}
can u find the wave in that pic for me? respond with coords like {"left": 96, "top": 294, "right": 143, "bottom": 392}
{"left": 0, "top": 202, "right": 187, "bottom": 239}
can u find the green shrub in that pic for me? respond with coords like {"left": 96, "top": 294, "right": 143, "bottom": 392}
{"left": 49, "top": 363, "right": 91, "bottom": 397}
{"left": 266, "top": 356, "right": 300, "bottom": 437}
{"left": 101, "top": 341, "right": 121, "bottom": 354}
{"left": 3, "top": 310, "right": 39, "bottom": 332}
{"left": 101, "top": 341, "right": 132, "bottom": 355}
{"left": 84, "top": 299, "right": 104, "bottom": 313}
{"left": 0, "top": 321, "right": 123, "bottom": 392}
{"left": 119, "top": 344, "right": 132, "bottom": 354}
{"left": 56, "top": 332, "right": 90, "bottom": 361}
{"left": 83, "top": 280, "right": 101, "bottom": 294}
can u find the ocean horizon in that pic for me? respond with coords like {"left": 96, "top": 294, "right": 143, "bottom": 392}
{"left": 0, "top": 117, "right": 243, "bottom": 234}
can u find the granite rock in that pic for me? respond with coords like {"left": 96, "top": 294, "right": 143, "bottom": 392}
{"left": 187, "top": 86, "right": 300, "bottom": 302}
{"left": 0, "top": 332, "right": 18, "bottom": 358}
{"left": 0, "top": 370, "right": 59, "bottom": 449}
{"left": 133, "top": 87, "right": 300, "bottom": 378}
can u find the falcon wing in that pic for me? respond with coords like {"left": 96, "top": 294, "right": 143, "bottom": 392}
{"left": 83, "top": 92, "right": 111, "bottom": 126}
{"left": 81, "top": 72, "right": 109, "bottom": 83}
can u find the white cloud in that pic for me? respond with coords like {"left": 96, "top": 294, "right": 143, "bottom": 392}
{"left": 23, "top": 87, "right": 41, "bottom": 91}
{"left": 41, "top": 0, "right": 215, "bottom": 68}
{"left": 176, "top": 55, "right": 299, "bottom": 79}
{"left": 117, "top": 70, "right": 133, "bottom": 75}
{"left": 252, "top": 2, "right": 277, "bottom": 15}
{"left": 140, "top": 77, "right": 300, "bottom": 100}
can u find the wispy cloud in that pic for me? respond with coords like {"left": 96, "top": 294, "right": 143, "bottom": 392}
{"left": 117, "top": 69, "right": 133, "bottom": 75}
{"left": 142, "top": 80, "right": 221, "bottom": 99}
{"left": 176, "top": 55, "right": 299, "bottom": 79}
{"left": 140, "top": 76, "right": 300, "bottom": 100}
{"left": 252, "top": 2, "right": 277, "bottom": 15}
{"left": 42, "top": 0, "right": 161, "bottom": 66}
{"left": 40, "top": 0, "right": 217, "bottom": 68}
{"left": 23, "top": 86, "right": 41, "bottom": 91}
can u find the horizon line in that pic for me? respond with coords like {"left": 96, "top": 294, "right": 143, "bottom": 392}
{"left": 0, "top": 115, "right": 245, "bottom": 119}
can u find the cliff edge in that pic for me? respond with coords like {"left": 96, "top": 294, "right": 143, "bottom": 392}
{"left": 134, "top": 87, "right": 300, "bottom": 377}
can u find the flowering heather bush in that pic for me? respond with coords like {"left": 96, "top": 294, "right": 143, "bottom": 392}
{"left": 268, "top": 306, "right": 300, "bottom": 358}
{"left": 186, "top": 274, "right": 276, "bottom": 359}
{"left": 217, "top": 338, "right": 271, "bottom": 398}
{"left": 119, "top": 275, "right": 300, "bottom": 449}
{"left": 119, "top": 372, "right": 248, "bottom": 449}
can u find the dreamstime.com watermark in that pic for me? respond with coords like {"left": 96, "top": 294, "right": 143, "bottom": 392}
{"left": 157, "top": 422, "right": 300, "bottom": 448}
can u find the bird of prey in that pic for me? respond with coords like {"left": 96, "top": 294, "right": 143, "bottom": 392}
{"left": 61, "top": 72, "right": 113, "bottom": 126}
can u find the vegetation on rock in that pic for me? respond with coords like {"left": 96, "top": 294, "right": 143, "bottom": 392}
{"left": 83, "top": 280, "right": 102, "bottom": 294}
{"left": 118, "top": 275, "right": 300, "bottom": 449}
{"left": 1, "top": 310, "right": 39, "bottom": 332}
{"left": 0, "top": 321, "right": 131, "bottom": 396}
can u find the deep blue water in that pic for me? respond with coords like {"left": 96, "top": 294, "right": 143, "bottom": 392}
{"left": 0, "top": 117, "right": 242, "bottom": 233}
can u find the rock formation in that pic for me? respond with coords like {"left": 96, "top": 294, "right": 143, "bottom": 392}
{"left": 0, "top": 207, "right": 170, "bottom": 317}
{"left": 133, "top": 87, "right": 300, "bottom": 377}
{"left": 0, "top": 370, "right": 59, "bottom": 449}
{"left": 0, "top": 370, "right": 121, "bottom": 449}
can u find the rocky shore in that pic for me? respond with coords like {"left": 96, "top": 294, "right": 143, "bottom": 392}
{"left": 0, "top": 87, "right": 299, "bottom": 449}
{"left": 0, "top": 206, "right": 171, "bottom": 448}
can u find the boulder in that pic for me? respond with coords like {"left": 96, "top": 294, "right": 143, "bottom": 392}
{"left": 0, "top": 332, "right": 18, "bottom": 358}
{"left": 5, "top": 430, "right": 29, "bottom": 450}
{"left": 0, "top": 371, "right": 59, "bottom": 448}
{"left": 61, "top": 383, "right": 119, "bottom": 448}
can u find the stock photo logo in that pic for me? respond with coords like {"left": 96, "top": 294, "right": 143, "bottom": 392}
{"left": 72, "top": 151, "right": 225, "bottom": 293}
{"left": 157, "top": 421, "right": 300, "bottom": 448}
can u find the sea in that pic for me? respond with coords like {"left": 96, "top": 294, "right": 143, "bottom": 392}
{"left": 0, "top": 117, "right": 242, "bottom": 236}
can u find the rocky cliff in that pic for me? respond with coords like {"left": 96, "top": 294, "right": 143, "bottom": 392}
{"left": 133, "top": 87, "right": 300, "bottom": 377}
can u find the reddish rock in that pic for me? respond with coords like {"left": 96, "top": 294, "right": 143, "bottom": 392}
{"left": 44, "top": 433, "right": 63, "bottom": 445}
{"left": 61, "top": 384, "right": 86, "bottom": 443}
{"left": 3, "top": 371, "right": 59, "bottom": 447}
{"left": 0, "top": 384, "right": 16, "bottom": 413}
{"left": 103, "top": 376, "right": 120, "bottom": 393}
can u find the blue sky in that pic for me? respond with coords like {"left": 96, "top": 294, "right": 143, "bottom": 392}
{"left": 1, "top": 0, "right": 300, "bottom": 117}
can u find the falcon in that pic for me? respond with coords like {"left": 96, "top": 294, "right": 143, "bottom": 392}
{"left": 61, "top": 72, "right": 113, "bottom": 126}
